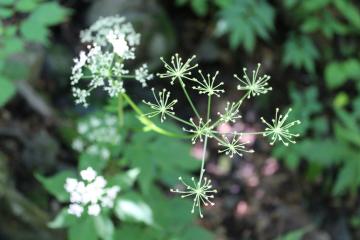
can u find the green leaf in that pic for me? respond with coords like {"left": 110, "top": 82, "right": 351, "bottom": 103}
{"left": 333, "top": 158, "right": 360, "bottom": 196}
{"left": 325, "top": 59, "right": 360, "bottom": 89}
{"left": 48, "top": 209, "right": 77, "bottom": 229}
{"left": 20, "top": 18, "right": 49, "bottom": 44}
{"left": 276, "top": 228, "right": 306, "bottom": 240}
{"left": 334, "top": 0, "right": 360, "bottom": 29}
{"left": 0, "top": 77, "right": 16, "bottom": 107}
{"left": 108, "top": 168, "right": 139, "bottom": 191}
{"left": 28, "top": 2, "right": 70, "bottom": 26}
{"left": 79, "top": 153, "right": 108, "bottom": 172}
{"left": 1, "top": 37, "right": 24, "bottom": 56}
{"left": 36, "top": 170, "right": 75, "bottom": 202}
{"left": 191, "top": 0, "right": 208, "bottom": 16}
{"left": 69, "top": 217, "right": 97, "bottom": 240}
{"left": 15, "top": 0, "right": 39, "bottom": 12}
{"left": 0, "top": 7, "right": 13, "bottom": 18}
{"left": 0, "top": 0, "right": 14, "bottom": 6}
{"left": 218, "top": 0, "right": 274, "bottom": 52}
{"left": 94, "top": 215, "right": 114, "bottom": 240}
{"left": 181, "top": 225, "right": 214, "bottom": 240}
{"left": 115, "top": 192, "right": 153, "bottom": 225}
{"left": 114, "top": 224, "right": 159, "bottom": 240}
{"left": 283, "top": 34, "right": 319, "bottom": 73}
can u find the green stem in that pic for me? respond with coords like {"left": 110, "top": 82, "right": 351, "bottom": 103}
{"left": 179, "top": 79, "right": 201, "bottom": 119}
{"left": 168, "top": 114, "right": 193, "bottom": 127}
{"left": 198, "top": 94, "right": 212, "bottom": 184}
{"left": 122, "top": 93, "right": 192, "bottom": 139}
{"left": 198, "top": 135, "right": 208, "bottom": 185}
{"left": 117, "top": 94, "right": 124, "bottom": 127}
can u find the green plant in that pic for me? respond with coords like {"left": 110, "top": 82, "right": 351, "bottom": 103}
{"left": 144, "top": 56, "right": 300, "bottom": 217}
{"left": 175, "top": 0, "right": 275, "bottom": 52}
{"left": 0, "top": 0, "right": 69, "bottom": 107}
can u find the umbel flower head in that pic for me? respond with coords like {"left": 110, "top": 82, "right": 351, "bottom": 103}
{"left": 261, "top": 108, "right": 301, "bottom": 146}
{"left": 143, "top": 88, "right": 178, "bottom": 122}
{"left": 72, "top": 114, "right": 120, "bottom": 160}
{"left": 170, "top": 175, "right": 217, "bottom": 218}
{"left": 157, "top": 53, "right": 198, "bottom": 84}
{"left": 71, "top": 16, "right": 153, "bottom": 107}
{"left": 65, "top": 167, "right": 120, "bottom": 217}
{"left": 144, "top": 53, "right": 301, "bottom": 218}
{"left": 235, "top": 63, "right": 272, "bottom": 98}
{"left": 218, "top": 135, "right": 254, "bottom": 158}
{"left": 192, "top": 70, "right": 224, "bottom": 97}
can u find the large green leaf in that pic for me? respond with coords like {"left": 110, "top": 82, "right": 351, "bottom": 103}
{"left": 94, "top": 215, "right": 114, "bottom": 240}
{"left": 325, "top": 59, "right": 360, "bottom": 89}
{"left": 36, "top": 170, "right": 75, "bottom": 202}
{"left": 20, "top": 18, "right": 49, "bottom": 44}
{"left": 0, "top": 77, "right": 16, "bottom": 107}
{"left": 115, "top": 192, "right": 153, "bottom": 225}
{"left": 48, "top": 209, "right": 77, "bottom": 229}
{"left": 68, "top": 217, "right": 97, "bottom": 240}
{"left": 28, "top": 2, "right": 70, "bottom": 26}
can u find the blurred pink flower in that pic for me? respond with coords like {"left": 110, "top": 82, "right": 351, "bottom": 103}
{"left": 217, "top": 123, "right": 232, "bottom": 134}
{"left": 262, "top": 158, "right": 279, "bottom": 176}
{"left": 238, "top": 162, "right": 259, "bottom": 187}
{"left": 191, "top": 143, "right": 205, "bottom": 160}
{"left": 235, "top": 201, "right": 249, "bottom": 218}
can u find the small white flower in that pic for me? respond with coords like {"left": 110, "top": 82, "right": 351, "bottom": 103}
{"left": 65, "top": 178, "right": 78, "bottom": 193}
{"left": 64, "top": 167, "right": 120, "bottom": 217}
{"left": 72, "top": 87, "right": 90, "bottom": 107}
{"left": 68, "top": 203, "right": 84, "bottom": 217}
{"left": 107, "top": 31, "right": 129, "bottom": 57}
{"left": 106, "top": 186, "right": 121, "bottom": 199}
{"left": 72, "top": 138, "right": 84, "bottom": 151}
{"left": 88, "top": 203, "right": 101, "bottom": 216}
{"left": 135, "top": 64, "right": 153, "bottom": 87}
{"left": 93, "top": 176, "right": 107, "bottom": 188}
{"left": 104, "top": 79, "right": 125, "bottom": 97}
{"left": 80, "top": 167, "right": 97, "bottom": 182}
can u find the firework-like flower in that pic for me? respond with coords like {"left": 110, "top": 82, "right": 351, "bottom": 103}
{"left": 261, "top": 108, "right": 301, "bottom": 146}
{"left": 235, "top": 63, "right": 272, "bottom": 98}
{"left": 157, "top": 54, "right": 198, "bottom": 84}
{"left": 217, "top": 101, "right": 241, "bottom": 123}
{"left": 183, "top": 118, "right": 215, "bottom": 144}
{"left": 218, "top": 135, "right": 254, "bottom": 158}
{"left": 170, "top": 175, "right": 217, "bottom": 218}
{"left": 143, "top": 88, "right": 178, "bottom": 122}
{"left": 192, "top": 70, "right": 224, "bottom": 97}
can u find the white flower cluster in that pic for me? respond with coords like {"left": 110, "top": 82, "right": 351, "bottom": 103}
{"left": 72, "top": 114, "right": 120, "bottom": 160}
{"left": 65, "top": 167, "right": 120, "bottom": 217}
{"left": 71, "top": 16, "right": 153, "bottom": 107}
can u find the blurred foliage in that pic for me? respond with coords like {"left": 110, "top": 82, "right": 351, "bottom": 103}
{"left": 39, "top": 104, "right": 212, "bottom": 239}
{"left": 180, "top": 0, "right": 360, "bottom": 197}
{"left": 0, "top": 0, "right": 70, "bottom": 107}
